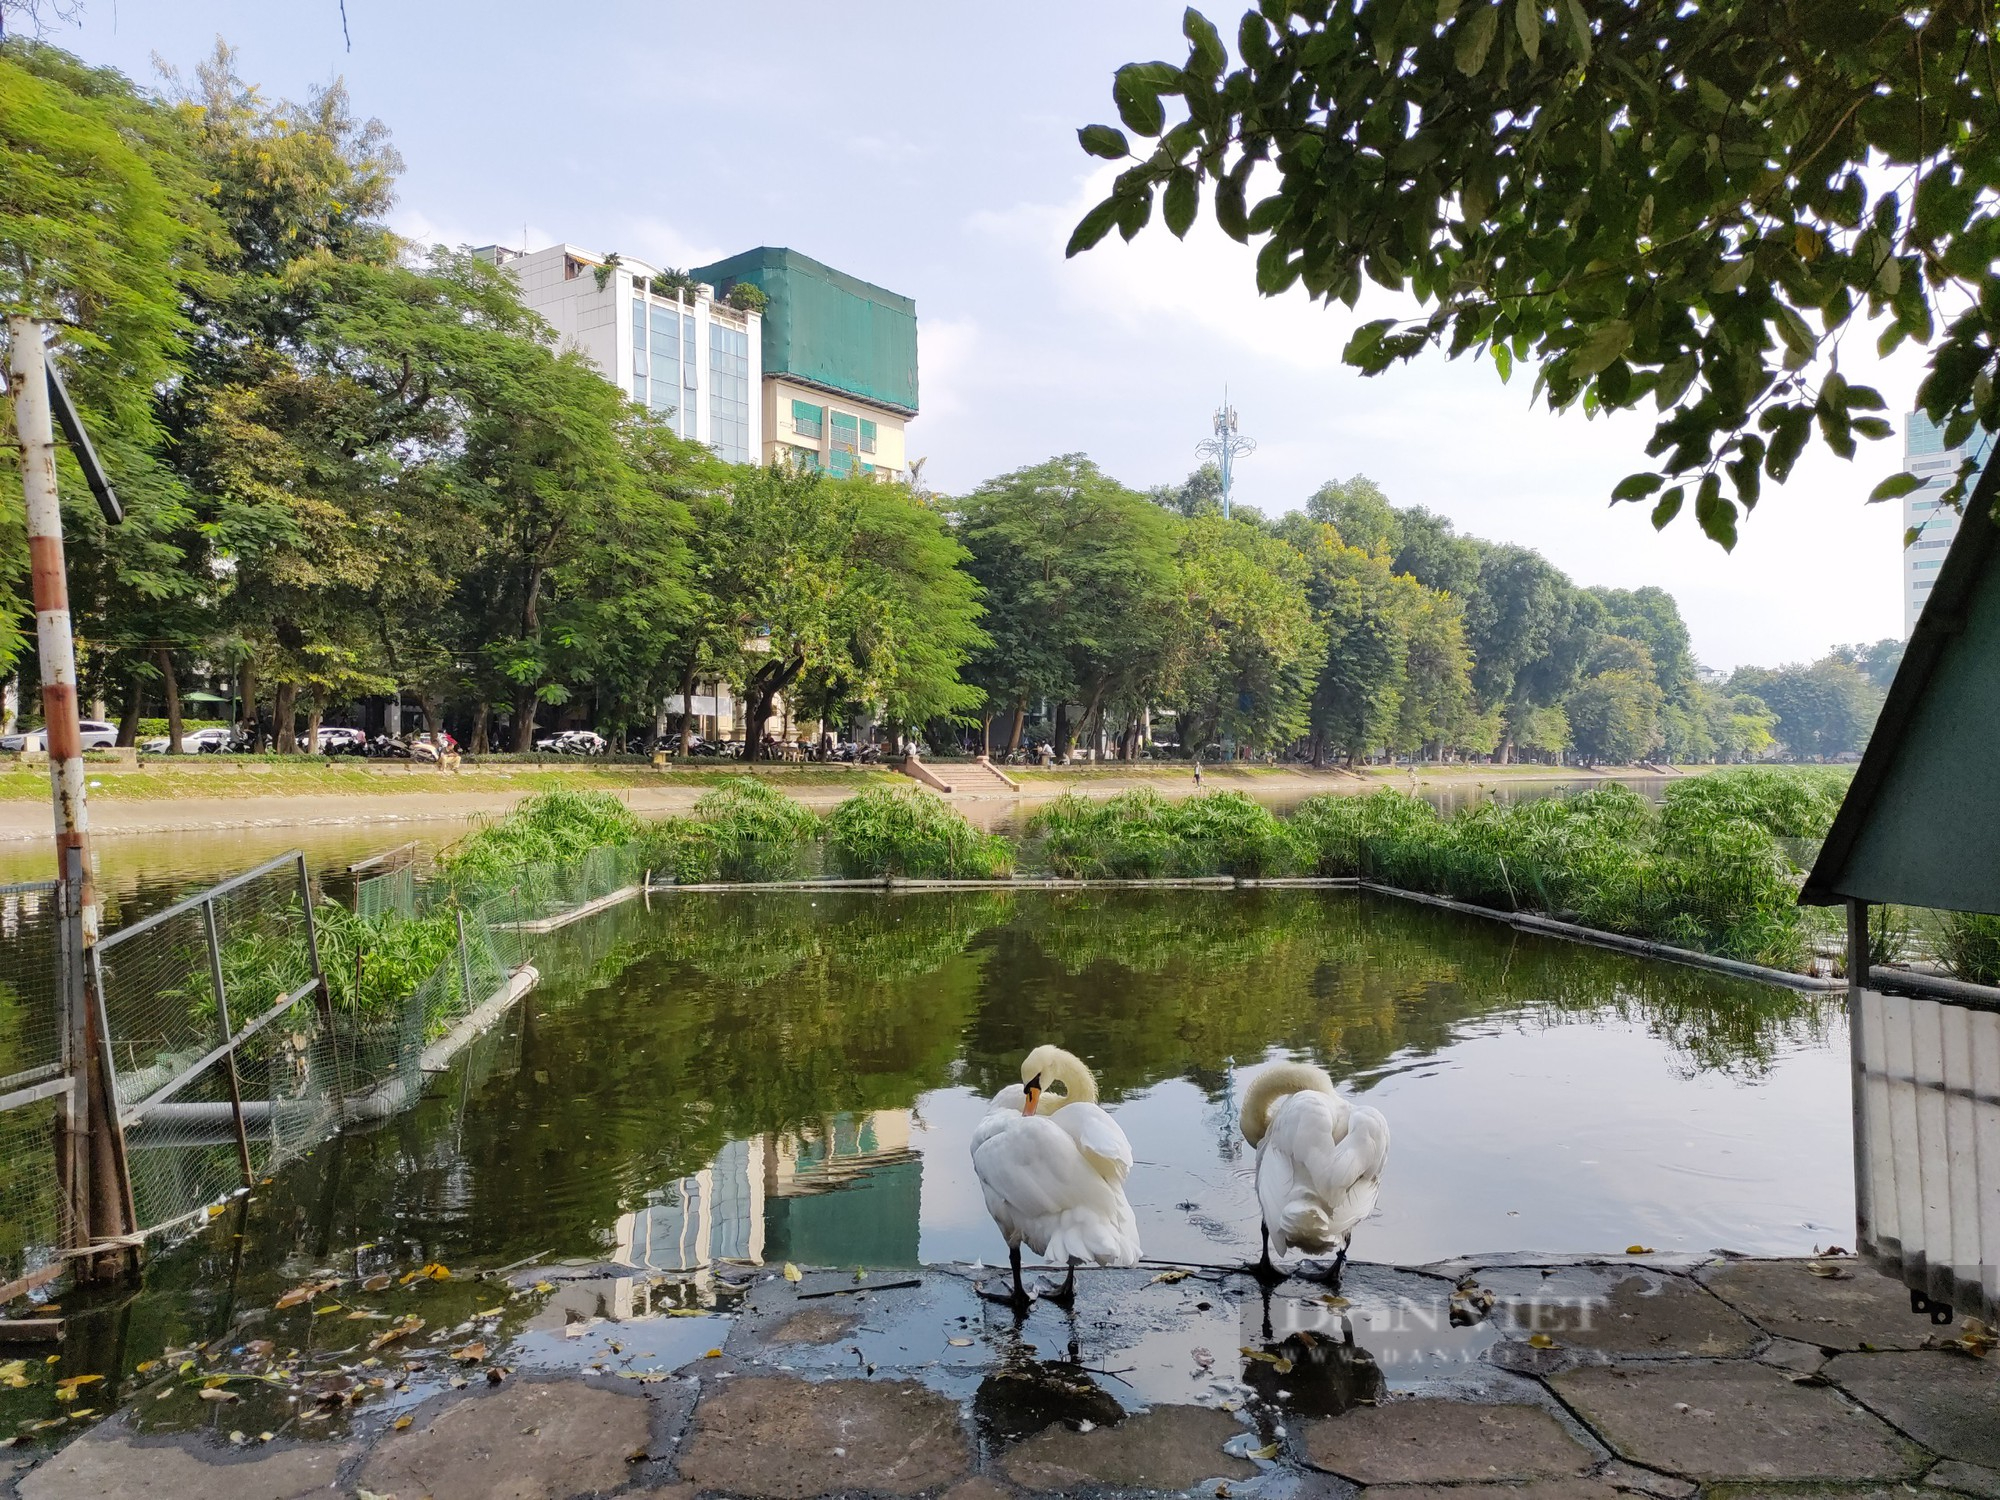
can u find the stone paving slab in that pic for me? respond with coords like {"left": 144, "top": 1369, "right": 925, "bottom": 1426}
{"left": 1551, "top": 1361, "right": 1929, "bottom": 1481}
{"left": 1825, "top": 1350, "right": 2000, "bottom": 1467}
{"left": 999, "top": 1404, "right": 1255, "bottom": 1492}
{"left": 1699, "top": 1260, "right": 1935, "bottom": 1352}
{"left": 1476, "top": 1266, "right": 1763, "bottom": 1363}
{"left": 1, "top": 1257, "right": 1982, "bottom": 1500}
{"left": 15, "top": 1423, "right": 356, "bottom": 1500}
{"left": 353, "top": 1377, "right": 657, "bottom": 1500}
{"left": 1302, "top": 1399, "right": 1600, "bottom": 1484}
{"left": 676, "top": 1375, "right": 972, "bottom": 1498}
{"left": 1929, "top": 1460, "right": 2000, "bottom": 1499}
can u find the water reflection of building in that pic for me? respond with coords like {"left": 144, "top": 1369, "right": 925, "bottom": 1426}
{"left": 613, "top": 1111, "right": 921, "bottom": 1273}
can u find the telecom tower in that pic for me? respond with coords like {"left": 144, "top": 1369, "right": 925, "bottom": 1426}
{"left": 1196, "top": 393, "right": 1256, "bottom": 519}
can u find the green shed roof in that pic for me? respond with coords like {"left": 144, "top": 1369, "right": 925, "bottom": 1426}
{"left": 691, "top": 247, "right": 918, "bottom": 416}
{"left": 1800, "top": 455, "right": 2000, "bottom": 916}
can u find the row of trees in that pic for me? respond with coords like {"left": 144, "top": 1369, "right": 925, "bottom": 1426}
{"left": 0, "top": 41, "right": 1896, "bottom": 767}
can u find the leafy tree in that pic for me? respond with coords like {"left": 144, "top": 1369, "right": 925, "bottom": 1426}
{"left": 1149, "top": 461, "right": 1225, "bottom": 518}
{"left": 957, "top": 456, "right": 1179, "bottom": 756}
{"left": 0, "top": 41, "right": 213, "bottom": 678}
{"left": 1514, "top": 704, "right": 1571, "bottom": 763}
{"left": 1590, "top": 587, "right": 1696, "bottom": 697}
{"left": 1831, "top": 637, "right": 1905, "bottom": 690}
{"left": 1727, "top": 656, "right": 1883, "bottom": 759}
{"left": 1566, "top": 670, "right": 1665, "bottom": 765}
{"left": 1161, "top": 514, "right": 1321, "bottom": 755}
{"left": 1073, "top": 2, "right": 2000, "bottom": 543}
{"left": 1306, "top": 474, "right": 1400, "bottom": 551}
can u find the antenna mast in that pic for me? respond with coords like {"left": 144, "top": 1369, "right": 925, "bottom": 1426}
{"left": 1195, "top": 391, "right": 1256, "bottom": 518}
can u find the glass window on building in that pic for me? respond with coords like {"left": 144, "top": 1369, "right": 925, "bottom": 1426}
{"left": 830, "top": 411, "right": 859, "bottom": 455}
{"left": 829, "top": 448, "right": 856, "bottom": 478}
{"left": 648, "top": 304, "right": 679, "bottom": 420}
{"left": 630, "top": 298, "right": 648, "bottom": 406}
{"left": 789, "top": 447, "right": 822, "bottom": 473}
{"left": 791, "top": 400, "right": 824, "bottom": 439}
{"left": 1906, "top": 413, "right": 1945, "bottom": 455}
{"left": 708, "top": 323, "right": 751, "bottom": 465}
{"left": 859, "top": 418, "right": 878, "bottom": 455}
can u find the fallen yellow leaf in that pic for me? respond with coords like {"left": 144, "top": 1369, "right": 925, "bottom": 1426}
{"left": 1625, "top": 1245, "right": 1654, "bottom": 1255}
{"left": 702, "top": 1348, "right": 722, "bottom": 1359}
{"left": 277, "top": 1279, "right": 339, "bottom": 1309}
{"left": 393, "top": 1414, "right": 413, "bottom": 1431}
{"left": 1150, "top": 1268, "right": 1190, "bottom": 1284}
{"left": 1528, "top": 1333, "right": 1558, "bottom": 1350}
{"left": 782, "top": 1263, "right": 802, "bottom": 1283}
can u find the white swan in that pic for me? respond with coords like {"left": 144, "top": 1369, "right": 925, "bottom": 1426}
{"left": 969, "top": 1044, "right": 1141, "bottom": 1309}
{"left": 1241, "top": 1061, "right": 1389, "bottom": 1285}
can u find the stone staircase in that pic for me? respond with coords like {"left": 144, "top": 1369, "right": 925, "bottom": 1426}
{"left": 894, "top": 753, "right": 1020, "bottom": 796}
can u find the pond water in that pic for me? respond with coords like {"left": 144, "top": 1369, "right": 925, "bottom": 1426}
{"left": 0, "top": 883, "right": 1861, "bottom": 1444}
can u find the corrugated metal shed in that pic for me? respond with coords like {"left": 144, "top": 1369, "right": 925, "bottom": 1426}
{"left": 692, "top": 247, "right": 918, "bottom": 416}
{"left": 1800, "top": 454, "right": 2000, "bottom": 916}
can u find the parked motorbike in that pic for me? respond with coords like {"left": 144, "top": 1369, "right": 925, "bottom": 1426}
{"left": 365, "top": 734, "right": 411, "bottom": 759}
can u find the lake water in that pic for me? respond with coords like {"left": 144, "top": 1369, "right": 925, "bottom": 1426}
{"left": 0, "top": 882, "right": 1859, "bottom": 1444}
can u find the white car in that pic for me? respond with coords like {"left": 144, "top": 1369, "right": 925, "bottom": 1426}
{"left": 315, "top": 726, "right": 367, "bottom": 752}
{"left": 534, "top": 729, "right": 607, "bottom": 755}
{"left": 2, "top": 719, "right": 117, "bottom": 752}
{"left": 140, "top": 726, "right": 232, "bottom": 754}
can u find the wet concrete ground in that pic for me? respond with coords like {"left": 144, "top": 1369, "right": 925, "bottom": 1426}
{"left": 6, "top": 1253, "right": 1994, "bottom": 1500}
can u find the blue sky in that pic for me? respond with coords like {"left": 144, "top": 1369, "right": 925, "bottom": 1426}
{"left": 51, "top": 0, "right": 1917, "bottom": 670}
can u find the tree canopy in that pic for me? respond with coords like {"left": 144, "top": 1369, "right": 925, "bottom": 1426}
{"left": 1072, "top": 2, "right": 2000, "bottom": 546}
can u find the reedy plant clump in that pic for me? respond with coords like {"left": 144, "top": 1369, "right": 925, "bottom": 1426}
{"left": 825, "top": 786, "right": 1012, "bottom": 879}
{"left": 1029, "top": 789, "right": 1297, "bottom": 878}
{"left": 640, "top": 780, "right": 823, "bottom": 883}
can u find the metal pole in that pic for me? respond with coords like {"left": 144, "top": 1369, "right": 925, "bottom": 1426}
{"left": 1845, "top": 898, "right": 1873, "bottom": 1258}
{"left": 203, "top": 899, "right": 254, "bottom": 1188}
{"left": 296, "top": 855, "right": 342, "bottom": 1117}
{"left": 455, "top": 903, "right": 476, "bottom": 1010}
{"left": 10, "top": 318, "right": 133, "bottom": 1274}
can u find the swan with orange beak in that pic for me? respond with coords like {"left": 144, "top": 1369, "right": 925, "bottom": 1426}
{"left": 970, "top": 1045, "right": 1141, "bottom": 1312}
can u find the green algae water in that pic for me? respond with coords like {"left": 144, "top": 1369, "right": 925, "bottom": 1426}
{"left": 0, "top": 884, "right": 1852, "bottom": 1444}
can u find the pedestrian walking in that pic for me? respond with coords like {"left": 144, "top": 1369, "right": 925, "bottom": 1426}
{"left": 1193, "top": 757, "right": 1203, "bottom": 787}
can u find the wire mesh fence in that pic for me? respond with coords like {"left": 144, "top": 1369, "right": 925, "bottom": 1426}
{"left": 0, "top": 837, "right": 646, "bottom": 1275}
{"left": 0, "top": 878, "right": 72, "bottom": 1294}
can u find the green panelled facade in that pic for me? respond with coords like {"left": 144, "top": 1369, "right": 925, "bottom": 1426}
{"left": 691, "top": 247, "right": 918, "bottom": 416}
{"left": 1803, "top": 466, "right": 2000, "bottom": 917}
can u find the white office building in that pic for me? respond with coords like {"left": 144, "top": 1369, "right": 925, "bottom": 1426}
{"left": 1902, "top": 411, "right": 1995, "bottom": 636}
{"left": 474, "top": 243, "right": 761, "bottom": 465}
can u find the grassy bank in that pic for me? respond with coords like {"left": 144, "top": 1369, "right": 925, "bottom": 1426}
{"left": 0, "top": 758, "right": 894, "bottom": 804}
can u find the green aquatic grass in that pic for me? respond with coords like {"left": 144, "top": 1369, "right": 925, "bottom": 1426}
{"left": 1028, "top": 789, "right": 1298, "bottom": 878}
{"left": 639, "top": 779, "right": 824, "bottom": 883}
{"left": 825, "top": 786, "right": 1013, "bottom": 879}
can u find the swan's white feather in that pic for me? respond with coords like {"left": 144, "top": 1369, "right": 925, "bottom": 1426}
{"left": 1254, "top": 1083, "right": 1390, "bottom": 1258}
{"left": 971, "top": 1080, "right": 1141, "bottom": 1267}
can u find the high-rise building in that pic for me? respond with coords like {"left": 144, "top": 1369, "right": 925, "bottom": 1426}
{"left": 1902, "top": 410, "right": 1995, "bottom": 637}
{"left": 691, "top": 247, "right": 918, "bottom": 483}
{"left": 473, "top": 243, "right": 762, "bottom": 465}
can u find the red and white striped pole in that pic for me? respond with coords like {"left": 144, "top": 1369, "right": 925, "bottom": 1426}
{"left": 7, "top": 317, "right": 95, "bottom": 911}
{"left": 9, "top": 316, "right": 133, "bottom": 1273}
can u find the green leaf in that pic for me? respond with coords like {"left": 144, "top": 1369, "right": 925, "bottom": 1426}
{"left": 1694, "top": 474, "right": 1737, "bottom": 550}
{"left": 1869, "top": 471, "right": 1921, "bottom": 503}
{"left": 1113, "top": 65, "right": 1172, "bottom": 136}
{"left": 1571, "top": 319, "right": 1633, "bottom": 377}
{"left": 1436, "top": 0, "right": 1462, "bottom": 21}
{"left": 1078, "top": 124, "right": 1131, "bottom": 160}
{"left": 1066, "top": 197, "right": 1122, "bottom": 257}
{"left": 1256, "top": 239, "right": 1298, "bottom": 294}
{"left": 1183, "top": 8, "right": 1227, "bottom": 80}
{"left": 1611, "top": 472, "right": 1663, "bottom": 501}
{"left": 1514, "top": 0, "right": 1541, "bottom": 64}
{"left": 1163, "top": 170, "right": 1199, "bottom": 238}
{"left": 1561, "top": 0, "right": 1591, "bottom": 61}
{"left": 1710, "top": 257, "right": 1756, "bottom": 294}
{"left": 1851, "top": 415, "right": 1892, "bottom": 440}
{"left": 1454, "top": 4, "right": 1500, "bottom": 74}
{"left": 1492, "top": 341, "right": 1512, "bottom": 381}
{"left": 1773, "top": 304, "right": 1815, "bottom": 359}
{"left": 1650, "top": 485, "right": 1685, "bottom": 529}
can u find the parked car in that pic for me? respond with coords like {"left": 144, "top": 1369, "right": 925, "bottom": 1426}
{"left": 534, "top": 729, "right": 606, "bottom": 756}
{"left": 2, "top": 719, "right": 117, "bottom": 752}
{"left": 315, "top": 726, "right": 368, "bottom": 753}
{"left": 139, "top": 726, "right": 232, "bottom": 755}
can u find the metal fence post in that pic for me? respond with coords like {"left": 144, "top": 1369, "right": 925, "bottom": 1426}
{"left": 202, "top": 898, "right": 254, "bottom": 1188}
{"left": 455, "top": 903, "right": 475, "bottom": 1009}
{"left": 55, "top": 866, "right": 89, "bottom": 1250}
{"left": 296, "top": 854, "right": 342, "bottom": 1117}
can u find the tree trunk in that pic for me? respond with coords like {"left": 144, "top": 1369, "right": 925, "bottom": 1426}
{"left": 304, "top": 697, "right": 324, "bottom": 755}
{"left": 116, "top": 669, "right": 143, "bottom": 747}
{"left": 1310, "top": 729, "right": 1326, "bottom": 768}
{"left": 678, "top": 659, "right": 697, "bottom": 758}
{"left": 979, "top": 715, "right": 991, "bottom": 756}
{"left": 159, "top": 649, "right": 185, "bottom": 754}
{"left": 512, "top": 689, "right": 538, "bottom": 752}
{"left": 470, "top": 701, "right": 489, "bottom": 757}
{"left": 1005, "top": 698, "right": 1025, "bottom": 754}
{"left": 237, "top": 660, "right": 257, "bottom": 747}
{"left": 421, "top": 694, "right": 444, "bottom": 748}
{"left": 274, "top": 682, "right": 299, "bottom": 753}
{"left": 1053, "top": 702, "right": 1071, "bottom": 759}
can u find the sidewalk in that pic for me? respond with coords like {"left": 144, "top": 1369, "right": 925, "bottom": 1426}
{"left": 9, "top": 1253, "right": 1992, "bottom": 1499}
